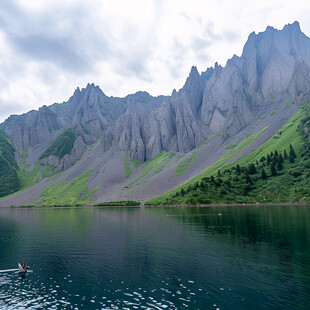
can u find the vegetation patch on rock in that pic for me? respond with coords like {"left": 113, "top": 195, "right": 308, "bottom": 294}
{"left": 40, "top": 128, "right": 77, "bottom": 160}
{"left": 36, "top": 169, "right": 95, "bottom": 206}
{"left": 130, "top": 152, "right": 169, "bottom": 185}
{"left": 94, "top": 200, "right": 140, "bottom": 206}
{"left": 123, "top": 156, "right": 142, "bottom": 178}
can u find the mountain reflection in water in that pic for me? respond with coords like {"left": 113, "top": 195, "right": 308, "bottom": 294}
{"left": 0, "top": 205, "right": 309, "bottom": 309}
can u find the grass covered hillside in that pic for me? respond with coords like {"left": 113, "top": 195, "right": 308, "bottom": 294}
{"left": 36, "top": 169, "right": 97, "bottom": 206}
{"left": 0, "top": 130, "right": 20, "bottom": 197}
{"left": 147, "top": 104, "right": 310, "bottom": 205}
{"left": 40, "top": 128, "right": 77, "bottom": 160}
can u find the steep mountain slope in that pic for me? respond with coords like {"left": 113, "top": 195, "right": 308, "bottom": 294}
{"left": 201, "top": 21, "right": 310, "bottom": 137}
{"left": 0, "top": 130, "right": 20, "bottom": 197}
{"left": 0, "top": 22, "right": 310, "bottom": 206}
{"left": 147, "top": 104, "right": 310, "bottom": 204}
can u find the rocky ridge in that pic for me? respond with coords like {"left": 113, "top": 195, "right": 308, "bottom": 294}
{"left": 0, "top": 22, "right": 310, "bottom": 204}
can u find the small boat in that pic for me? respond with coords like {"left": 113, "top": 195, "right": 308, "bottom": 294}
{"left": 18, "top": 263, "right": 27, "bottom": 273}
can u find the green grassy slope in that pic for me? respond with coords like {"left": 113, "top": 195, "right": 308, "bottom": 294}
{"left": 147, "top": 105, "right": 310, "bottom": 205}
{"left": 176, "top": 150, "right": 197, "bottom": 176}
{"left": 123, "top": 156, "right": 142, "bottom": 178}
{"left": 94, "top": 200, "right": 140, "bottom": 206}
{"left": 130, "top": 152, "right": 169, "bottom": 185}
{"left": 0, "top": 130, "right": 20, "bottom": 197}
{"left": 36, "top": 169, "right": 97, "bottom": 206}
{"left": 40, "top": 128, "right": 77, "bottom": 160}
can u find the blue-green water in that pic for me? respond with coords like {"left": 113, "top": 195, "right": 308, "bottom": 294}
{"left": 0, "top": 205, "right": 310, "bottom": 309}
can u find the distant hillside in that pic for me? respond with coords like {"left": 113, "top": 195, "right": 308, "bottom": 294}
{"left": 147, "top": 104, "right": 310, "bottom": 205}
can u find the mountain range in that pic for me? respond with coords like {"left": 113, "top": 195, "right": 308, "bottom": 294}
{"left": 0, "top": 21, "right": 310, "bottom": 206}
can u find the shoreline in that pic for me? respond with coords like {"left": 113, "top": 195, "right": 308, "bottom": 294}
{"left": 3, "top": 202, "right": 310, "bottom": 209}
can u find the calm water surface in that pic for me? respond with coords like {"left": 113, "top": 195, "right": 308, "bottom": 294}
{"left": 0, "top": 205, "right": 310, "bottom": 309}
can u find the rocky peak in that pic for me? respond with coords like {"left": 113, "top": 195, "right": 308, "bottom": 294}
{"left": 181, "top": 66, "right": 204, "bottom": 114}
{"left": 83, "top": 83, "right": 105, "bottom": 98}
{"left": 283, "top": 21, "right": 301, "bottom": 34}
{"left": 184, "top": 66, "right": 200, "bottom": 86}
{"left": 200, "top": 67, "right": 214, "bottom": 86}
{"left": 200, "top": 21, "right": 310, "bottom": 137}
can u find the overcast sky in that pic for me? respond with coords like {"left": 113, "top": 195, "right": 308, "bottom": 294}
{"left": 1, "top": 0, "right": 310, "bottom": 122}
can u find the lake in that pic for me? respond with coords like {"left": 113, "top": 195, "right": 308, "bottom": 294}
{"left": 0, "top": 205, "right": 309, "bottom": 309}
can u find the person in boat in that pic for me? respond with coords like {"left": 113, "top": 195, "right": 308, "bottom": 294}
{"left": 22, "top": 262, "right": 29, "bottom": 271}
{"left": 18, "top": 262, "right": 29, "bottom": 273}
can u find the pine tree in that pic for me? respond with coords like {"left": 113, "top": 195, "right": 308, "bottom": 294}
{"left": 290, "top": 144, "right": 296, "bottom": 158}
{"left": 277, "top": 162, "right": 283, "bottom": 170}
{"left": 217, "top": 169, "right": 221, "bottom": 177}
{"left": 274, "top": 150, "right": 278, "bottom": 157}
{"left": 289, "top": 144, "right": 296, "bottom": 163}
{"left": 284, "top": 149, "right": 288, "bottom": 159}
{"left": 261, "top": 168, "right": 267, "bottom": 179}
{"left": 245, "top": 172, "right": 254, "bottom": 184}
{"left": 279, "top": 153, "right": 284, "bottom": 163}
{"left": 248, "top": 163, "right": 257, "bottom": 174}
{"left": 260, "top": 156, "right": 266, "bottom": 162}
{"left": 267, "top": 154, "right": 271, "bottom": 165}
{"left": 271, "top": 163, "right": 277, "bottom": 176}
{"left": 236, "top": 164, "right": 241, "bottom": 175}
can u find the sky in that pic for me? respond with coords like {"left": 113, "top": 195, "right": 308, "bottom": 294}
{"left": 0, "top": 0, "right": 310, "bottom": 123}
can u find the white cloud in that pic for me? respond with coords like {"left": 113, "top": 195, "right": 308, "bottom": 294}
{"left": 0, "top": 0, "right": 310, "bottom": 122}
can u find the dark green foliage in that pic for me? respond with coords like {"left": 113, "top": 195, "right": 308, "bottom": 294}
{"left": 0, "top": 129, "right": 20, "bottom": 197}
{"left": 272, "top": 156, "right": 278, "bottom": 165}
{"left": 94, "top": 200, "right": 141, "bottom": 206}
{"left": 149, "top": 137, "right": 310, "bottom": 205}
{"left": 284, "top": 149, "right": 288, "bottom": 159}
{"left": 245, "top": 173, "right": 254, "bottom": 185}
{"left": 289, "top": 144, "right": 296, "bottom": 163}
{"left": 279, "top": 153, "right": 284, "bottom": 163}
{"left": 40, "top": 128, "right": 77, "bottom": 160}
{"left": 270, "top": 163, "right": 277, "bottom": 176}
{"left": 290, "top": 144, "right": 296, "bottom": 158}
{"left": 248, "top": 163, "right": 257, "bottom": 174}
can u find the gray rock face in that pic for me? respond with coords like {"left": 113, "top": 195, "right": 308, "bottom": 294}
{"left": 201, "top": 21, "right": 310, "bottom": 138}
{"left": 1, "top": 21, "right": 310, "bottom": 167}
{"left": 181, "top": 66, "right": 204, "bottom": 114}
{"left": 7, "top": 105, "right": 60, "bottom": 151}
